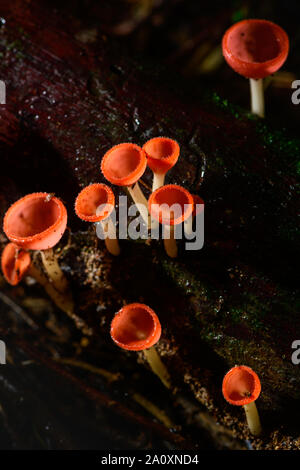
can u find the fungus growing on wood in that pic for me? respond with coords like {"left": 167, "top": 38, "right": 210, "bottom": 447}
{"left": 110, "top": 303, "right": 171, "bottom": 388}
{"left": 222, "top": 365, "right": 262, "bottom": 436}
{"left": 222, "top": 19, "right": 289, "bottom": 117}
{"left": 143, "top": 137, "right": 180, "bottom": 192}
{"left": 148, "top": 184, "right": 193, "bottom": 258}
{"left": 3, "top": 193, "right": 69, "bottom": 293}
{"left": 101, "top": 143, "right": 149, "bottom": 226}
{"left": 75, "top": 183, "right": 120, "bottom": 256}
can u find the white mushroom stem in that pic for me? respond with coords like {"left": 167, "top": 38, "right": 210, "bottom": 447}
{"left": 27, "top": 263, "right": 92, "bottom": 336}
{"left": 100, "top": 216, "right": 120, "bottom": 256}
{"left": 152, "top": 172, "right": 165, "bottom": 192}
{"left": 127, "top": 182, "right": 150, "bottom": 227}
{"left": 143, "top": 346, "right": 171, "bottom": 389}
{"left": 249, "top": 78, "right": 265, "bottom": 118}
{"left": 163, "top": 225, "right": 178, "bottom": 258}
{"left": 243, "top": 401, "right": 262, "bottom": 436}
{"left": 40, "top": 248, "right": 69, "bottom": 293}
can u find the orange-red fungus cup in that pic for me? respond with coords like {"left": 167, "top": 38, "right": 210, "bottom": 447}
{"left": 75, "top": 183, "right": 115, "bottom": 223}
{"left": 110, "top": 303, "right": 161, "bottom": 351}
{"left": 143, "top": 137, "right": 179, "bottom": 175}
{"left": 101, "top": 143, "right": 147, "bottom": 186}
{"left": 1, "top": 243, "right": 31, "bottom": 286}
{"left": 222, "top": 19, "right": 289, "bottom": 79}
{"left": 222, "top": 365, "right": 261, "bottom": 406}
{"left": 3, "top": 193, "right": 67, "bottom": 250}
{"left": 148, "top": 184, "right": 194, "bottom": 226}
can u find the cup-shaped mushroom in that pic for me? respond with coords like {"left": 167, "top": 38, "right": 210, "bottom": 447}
{"left": 111, "top": 303, "right": 171, "bottom": 388}
{"left": 222, "top": 19, "right": 289, "bottom": 117}
{"left": 101, "top": 143, "right": 149, "bottom": 226}
{"left": 143, "top": 137, "right": 180, "bottom": 192}
{"left": 1, "top": 243, "right": 31, "bottom": 286}
{"left": 3, "top": 192, "right": 67, "bottom": 250}
{"left": 222, "top": 365, "right": 262, "bottom": 436}
{"left": 3, "top": 192, "right": 69, "bottom": 293}
{"left": 148, "top": 184, "right": 194, "bottom": 258}
{"left": 75, "top": 183, "right": 120, "bottom": 256}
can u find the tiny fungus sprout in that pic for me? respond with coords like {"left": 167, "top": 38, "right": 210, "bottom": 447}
{"left": 184, "top": 194, "right": 204, "bottom": 237}
{"left": 110, "top": 303, "right": 171, "bottom": 388}
{"left": 3, "top": 192, "right": 69, "bottom": 294}
{"left": 1, "top": 242, "right": 31, "bottom": 286}
{"left": 143, "top": 137, "right": 180, "bottom": 192}
{"left": 101, "top": 143, "right": 149, "bottom": 226}
{"left": 148, "top": 184, "right": 193, "bottom": 258}
{"left": 75, "top": 183, "right": 120, "bottom": 256}
{"left": 222, "top": 19, "right": 289, "bottom": 117}
{"left": 222, "top": 365, "right": 262, "bottom": 436}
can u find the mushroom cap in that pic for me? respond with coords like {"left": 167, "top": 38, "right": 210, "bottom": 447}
{"left": 75, "top": 183, "right": 115, "bottom": 223}
{"left": 110, "top": 303, "right": 161, "bottom": 351}
{"left": 222, "top": 19, "right": 289, "bottom": 79}
{"left": 1, "top": 243, "right": 31, "bottom": 286}
{"left": 143, "top": 137, "right": 180, "bottom": 175}
{"left": 101, "top": 143, "right": 147, "bottom": 186}
{"left": 148, "top": 184, "right": 194, "bottom": 226}
{"left": 3, "top": 193, "right": 67, "bottom": 250}
{"left": 222, "top": 365, "right": 261, "bottom": 406}
{"left": 192, "top": 194, "right": 204, "bottom": 217}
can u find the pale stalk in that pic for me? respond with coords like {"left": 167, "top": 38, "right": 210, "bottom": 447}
{"left": 127, "top": 182, "right": 150, "bottom": 227}
{"left": 143, "top": 346, "right": 171, "bottom": 389}
{"left": 152, "top": 172, "right": 165, "bottom": 192}
{"left": 249, "top": 78, "right": 265, "bottom": 118}
{"left": 243, "top": 401, "right": 262, "bottom": 436}
{"left": 163, "top": 225, "right": 178, "bottom": 258}
{"left": 100, "top": 216, "right": 120, "bottom": 256}
{"left": 27, "top": 264, "right": 92, "bottom": 335}
{"left": 40, "top": 248, "right": 69, "bottom": 293}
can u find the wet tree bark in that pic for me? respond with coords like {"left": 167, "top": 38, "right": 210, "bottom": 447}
{"left": 0, "top": 0, "right": 299, "bottom": 450}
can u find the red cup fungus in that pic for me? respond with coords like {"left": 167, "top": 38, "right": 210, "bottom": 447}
{"left": 222, "top": 19, "right": 289, "bottom": 117}
{"left": 75, "top": 183, "right": 120, "bottom": 256}
{"left": 1, "top": 243, "right": 31, "bottom": 286}
{"left": 101, "top": 143, "right": 149, "bottom": 226}
{"left": 222, "top": 365, "right": 262, "bottom": 436}
{"left": 111, "top": 303, "right": 171, "bottom": 388}
{"left": 148, "top": 184, "right": 194, "bottom": 258}
{"left": 143, "top": 137, "right": 180, "bottom": 192}
{"left": 3, "top": 193, "right": 69, "bottom": 294}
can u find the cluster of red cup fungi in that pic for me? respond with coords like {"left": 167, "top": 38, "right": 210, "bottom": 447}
{"left": 1, "top": 16, "right": 287, "bottom": 436}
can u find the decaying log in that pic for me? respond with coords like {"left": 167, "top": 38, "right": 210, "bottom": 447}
{"left": 0, "top": 0, "right": 299, "bottom": 450}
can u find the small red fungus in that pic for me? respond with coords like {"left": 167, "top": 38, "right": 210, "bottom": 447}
{"left": 111, "top": 303, "right": 171, "bottom": 388}
{"left": 222, "top": 19, "right": 289, "bottom": 117}
{"left": 3, "top": 193, "right": 69, "bottom": 293}
{"left": 101, "top": 143, "right": 149, "bottom": 226}
{"left": 222, "top": 365, "right": 262, "bottom": 435}
{"left": 111, "top": 303, "right": 161, "bottom": 351}
{"left": 143, "top": 137, "right": 179, "bottom": 192}
{"left": 1, "top": 243, "right": 31, "bottom": 286}
{"left": 3, "top": 192, "right": 67, "bottom": 250}
{"left": 148, "top": 184, "right": 193, "bottom": 257}
{"left": 75, "top": 183, "right": 115, "bottom": 223}
{"left": 75, "top": 184, "right": 120, "bottom": 256}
